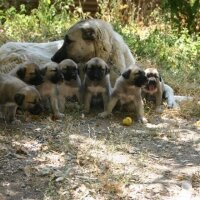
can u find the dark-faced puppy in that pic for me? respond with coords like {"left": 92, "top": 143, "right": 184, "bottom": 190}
{"left": 82, "top": 57, "right": 112, "bottom": 113}
{"left": 36, "top": 62, "right": 64, "bottom": 118}
{"left": 142, "top": 68, "right": 177, "bottom": 112}
{"left": 99, "top": 65, "right": 147, "bottom": 123}
{"left": 0, "top": 74, "right": 42, "bottom": 124}
{"left": 9, "top": 61, "right": 43, "bottom": 85}
{"left": 57, "top": 59, "right": 81, "bottom": 112}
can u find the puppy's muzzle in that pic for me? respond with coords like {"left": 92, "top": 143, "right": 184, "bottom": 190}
{"left": 29, "top": 103, "right": 44, "bottom": 115}
{"left": 29, "top": 74, "right": 44, "bottom": 86}
{"left": 51, "top": 72, "right": 64, "bottom": 84}
{"left": 133, "top": 72, "right": 148, "bottom": 87}
{"left": 88, "top": 71, "right": 103, "bottom": 81}
{"left": 146, "top": 78, "right": 157, "bottom": 91}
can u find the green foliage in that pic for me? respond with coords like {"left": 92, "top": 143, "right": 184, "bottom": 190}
{"left": 162, "top": 0, "right": 200, "bottom": 33}
{"left": 0, "top": 0, "right": 78, "bottom": 41}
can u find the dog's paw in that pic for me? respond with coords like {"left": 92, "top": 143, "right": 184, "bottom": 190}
{"left": 167, "top": 101, "right": 178, "bottom": 109}
{"left": 11, "top": 119, "right": 21, "bottom": 125}
{"left": 155, "top": 106, "right": 163, "bottom": 113}
{"left": 137, "top": 117, "right": 148, "bottom": 124}
{"left": 54, "top": 112, "right": 65, "bottom": 119}
{"left": 98, "top": 112, "right": 111, "bottom": 118}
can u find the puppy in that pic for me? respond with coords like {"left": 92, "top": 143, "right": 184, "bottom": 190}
{"left": 37, "top": 62, "right": 64, "bottom": 118}
{"left": 9, "top": 61, "right": 43, "bottom": 85}
{"left": 99, "top": 65, "right": 147, "bottom": 123}
{"left": 57, "top": 59, "right": 81, "bottom": 112}
{"left": 82, "top": 57, "right": 112, "bottom": 113}
{"left": 0, "top": 73, "right": 42, "bottom": 124}
{"left": 142, "top": 68, "right": 177, "bottom": 112}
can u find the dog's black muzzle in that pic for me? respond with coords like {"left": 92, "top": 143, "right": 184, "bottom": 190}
{"left": 51, "top": 71, "right": 64, "bottom": 84}
{"left": 88, "top": 70, "right": 104, "bottom": 81}
{"left": 148, "top": 79, "right": 157, "bottom": 86}
{"left": 63, "top": 69, "right": 78, "bottom": 81}
{"left": 29, "top": 74, "right": 44, "bottom": 86}
{"left": 29, "top": 103, "right": 44, "bottom": 115}
{"left": 133, "top": 71, "right": 148, "bottom": 87}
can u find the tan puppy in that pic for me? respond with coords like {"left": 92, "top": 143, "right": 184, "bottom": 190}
{"left": 57, "top": 59, "right": 81, "bottom": 112}
{"left": 36, "top": 62, "right": 64, "bottom": 118}
{"left": 82, "top": 57, "right": 112, "bottom": 113}
{"left": 9, "top": 61, "right": 43, "bottom": 86}
{"left": 99, "top": 65, "right": 147, "bottom": 123}
{"left": 0, "top": 73, "right": 42, "bottom": 124}
{"left": 142, "top": 68, "right": 177, "bottom": 112}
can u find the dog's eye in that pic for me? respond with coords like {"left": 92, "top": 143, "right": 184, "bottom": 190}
{"left": 51, "top": 69, "right": 58, "bottom": 72}
{"left": 147, "top": 73, "right": 158, "bottom": 78}
{"left": 28, "top": 101, "right": 36, "bottom": 105}
{"left": 147, "top": 74, "right": 152, "bottom": 77}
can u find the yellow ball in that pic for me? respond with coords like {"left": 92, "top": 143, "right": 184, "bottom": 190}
{"left": 122, "top": 117, "right": 133, "bottom": 126}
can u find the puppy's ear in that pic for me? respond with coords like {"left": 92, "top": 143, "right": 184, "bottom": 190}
{"left": 14, "top": 93, "right": 25, "bottom": 106}
{"left": 16, "top": 67, "right": 26, "bottom": 79}
{"left": 83, "top": 64, "right": 88, "bottom": 73}
{"left": 158, "top": 74, "right": 162, "bottom": 82}
{"left": 82, "top": 28, "right": 96, "bottom": 40}
{"left": 40, "top": 67, "right": 47, "bottom": 76}
{"left": 105, "top": 64, "right": 110, "bottom": 74}
{"left": 77, "top": 68, "right": 80, "bottom": 75}
{"left": 122, "top": 69, "right": 131, "bottom": 79}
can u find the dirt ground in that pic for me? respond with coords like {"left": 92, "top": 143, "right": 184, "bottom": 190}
{"left": 0, "top": 105, "right": 200, "bottom": 200}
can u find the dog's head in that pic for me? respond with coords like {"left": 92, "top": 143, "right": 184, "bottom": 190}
{"left": 84, "top": 57, "right": 110, "bottom": 81}
{"left": 51, "top": 20, "right": 104, "bottom": 63}
{"left": 144, "top": 68, "right": 161, "bottom": 93}
{"left": 59, "top": 59, "right": 79, "bottom": 81}
{"left": 14, "top": 86, "right": 43, "bottom": 115}
{"left": 40, "top": 62, "right": 64, "bottom": 84}
{"left": 122, "top": 65, "right": 147, "bottom": 87}
{"left": 16, "top": 61, "right": 43, "bottom": 85}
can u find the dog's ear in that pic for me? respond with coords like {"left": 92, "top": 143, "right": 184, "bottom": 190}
{"left": 77, "top": 68, "right": 80, "bottom": 75}
{"left": 14, "top": 93, "right": 25, "bottom": 106}
{"left": 105, "top": 64, "right": 110, "bottom": 74}
{"left": 40, "top": 67, "right": 47, "bottom": 76}
{"left": 16, "top": 67, "right": 26, "bottom": 79}
{"left": 83, "top": 64, "right": 88, "bottom": 73}
{"left": 158, "top": 73, "right": 162, "bottom": 82}
{"left": 122, "top": 69, "right": 131, "bottom": 79}
{"left": 82, "top": 28, "right": 96, "bottom": 40}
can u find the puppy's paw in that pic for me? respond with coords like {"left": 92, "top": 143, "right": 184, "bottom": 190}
{"left": 137, "top": 117, "right": 148, "bottom": 124}
{"left": 98, "top": 112, "right": 111, "bottom": 118}
{"left": 155, "top": 106, "right": 163, "bottom": 113}
{"left": 167, "top": 101, "right": 178, "bottom": 109}
{"left": 54, "top": 112, "right": 65, "bottom": 119}
{"left": 11, "top": 119, "right": 21, "bottom": 125}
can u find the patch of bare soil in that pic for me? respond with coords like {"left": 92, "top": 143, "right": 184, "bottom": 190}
{"left": 0, "top": 108, "right": 199, "bottom": 200}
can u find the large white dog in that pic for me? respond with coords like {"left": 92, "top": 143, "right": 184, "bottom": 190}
{"left": 0, "top": 19, "right": 136, "bottom": 85}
